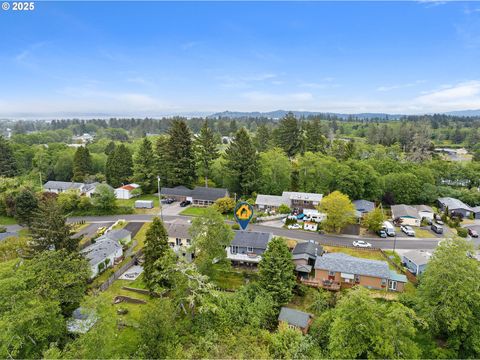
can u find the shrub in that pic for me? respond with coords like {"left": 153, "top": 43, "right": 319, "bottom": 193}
{"left": 213, "top": 197, "right": 235, "bottom": 214}
{"left": 0, "top": 226, "right": 6, "bottom": 233}
{"left": 278, "top": 204, "right": 291, "bottom": 214}
{"left": 231, "top": 223, "right": 240, "bottom": 230}
{"left": 457, "top": 227, "right": 468, "bottom": 238}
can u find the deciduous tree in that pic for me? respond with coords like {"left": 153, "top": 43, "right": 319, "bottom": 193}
{"left": 318, "top": 191, "right": 356, "bottom": 233}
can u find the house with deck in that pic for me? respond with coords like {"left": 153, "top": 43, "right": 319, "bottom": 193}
{"left": 166, "top": 222, "right": 193, "bottom": 261}
{"left": 226, "top": 231, "right": 273, "bottom": 265}
{"left": 301, "top": 252, "right": 407, "bottom": 292}
{"left": 255, "top": 191, "right": 323, "bottom": 212}
{"left": 160, "top": 186, "right": 229, "bottom": 206}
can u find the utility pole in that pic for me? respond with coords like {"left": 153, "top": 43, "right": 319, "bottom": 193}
{"left": 157, "top": 176, "right": 163, "bottom": 220}
{"left": 39, "top": 171, "right": 42, "bottom": 189}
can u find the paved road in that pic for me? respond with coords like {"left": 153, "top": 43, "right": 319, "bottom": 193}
{"left": 68, "top": 213, "right": 441, "bottom": 250}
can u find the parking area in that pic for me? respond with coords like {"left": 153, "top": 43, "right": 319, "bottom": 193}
{"left": 161, "top": 202, "right": 185, "bottom": 216}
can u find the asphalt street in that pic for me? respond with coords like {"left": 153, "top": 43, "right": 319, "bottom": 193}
{"left": 68, "top": 213, "right": 441, "bottom": 250}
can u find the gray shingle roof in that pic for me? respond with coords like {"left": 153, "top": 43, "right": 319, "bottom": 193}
{"left": 414, "top": 205, "right": 434, "bottom": 213}
{"left": 43, "top": 181, "right": 84, "bottom": 191}
{"left": 292, "top": 241, "right": 323, "bottom": 259}
{"left": 278, "top": 307, "right": 312, "bottom": 328}
{"left": 403, "top": 250, "right": 431, "bottom": 266}
{"left": 255, "top": 194, "right": 286, "bottom": 207}
{"left": 105, "top": 229, "right": 131, "bottom": 242}
{"left": 166, "top": 223, "right": 191, "bottom": 239}
{"left": 231, "top": 231, "right": 272, "bottom": 250}
{"left": 295, "top": 264, "right": 312, "bottom": 273}
{"left": 438, "top": 197, "right": 473, "bottom": 211}
{"left": 81, "top": 239, "right": 122, "bottom": 266}
{"left": 391, "top": 204, "right": 420, "bottom": 219}
{"left": 353, "top": 200, "right": 375, "bottom": 213}
{"left": 160, "top": 186, "right": 228, "bottom": 202}
{"left": 314, "top": 253, "right": 391, "bottom": 279}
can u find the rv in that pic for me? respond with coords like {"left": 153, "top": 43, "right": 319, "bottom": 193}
{"left": 382, "top": 221, "right": 396, "bottom": 237}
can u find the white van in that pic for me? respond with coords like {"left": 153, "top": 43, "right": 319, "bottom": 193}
{"left": 383, "top": 221, "right": 396, "bottom": 237}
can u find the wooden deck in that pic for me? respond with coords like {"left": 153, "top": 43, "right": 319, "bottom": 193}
{"left": 300, "top": 278, "right": 341, "bottom": 291}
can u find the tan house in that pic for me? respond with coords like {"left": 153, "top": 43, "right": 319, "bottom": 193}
{"left": 301, "top": 252, "right": 407, "bottom": 292}
{"left": 166, "top": 222, "right": 193, "bottom": 261}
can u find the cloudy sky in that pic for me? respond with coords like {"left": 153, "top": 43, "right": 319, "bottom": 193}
{"left": 1, "top": 1, "right": 480, "bottom": 118}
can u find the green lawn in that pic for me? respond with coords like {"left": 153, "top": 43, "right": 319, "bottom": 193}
{"left": 209, "top": 266, "right": 258, "bottom": 291}
{"left": 0, "top": 216, "right": 17, "bottom": 226}
{"left": 180, "top": 206, "right": 234, "bottom": 220}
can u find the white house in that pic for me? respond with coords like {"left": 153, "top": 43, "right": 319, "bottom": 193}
{"left": 114, "top": 184, "right": 140, "bottom": 200}
{"left": 43, "top": 181, "right": 105, "bottom": 198}
{"left": 81, "top": 239, "right": 123, "bottom": 278}
{"left": 414, "top": 205, "right": 435, "bottom": 221}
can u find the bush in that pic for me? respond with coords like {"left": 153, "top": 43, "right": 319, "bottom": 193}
{"left": 231, "top": 223, "right": 240, "bottom": 230}
{"left": 213, "top": 197, "right": 235, "bottom": 214}
{"left": 0, "top": 226, "right": 6, "bottom": 233}
{"left": 457, "top": 227, "right": 468, "bottom": 238}
{"left": 278, "top": 204, "right": 291, "bottom": 214}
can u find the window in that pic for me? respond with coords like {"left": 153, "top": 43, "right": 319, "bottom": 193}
{"left": 328, "top": 271, "right": 335, "bottom": 276}
{"left": 247, "top": 247, "right": 253, "bottom": 252}
{"left": 389, "top": 280, "right": 397, "bottom": 291}
{"left": 176, "top": 238, "right": 181, "bottom": 246}
{"left": 381, "top": 278, "right": 387, "bottom": 287}
{"left": 231, "top": 246, "right": 238, "bottom": 254}
{"left": 354, "top": 274, "right": 360, "bottom": 283}
{"left": 186, "top": 239, "right": 191, "bottom": 245}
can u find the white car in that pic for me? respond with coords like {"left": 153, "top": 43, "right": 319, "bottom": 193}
{"left": 352, "top": 240, "right": 372, "bottom": 248}
{"left": 287, "top": 223, "right": 301, "bottom": 230}
{"left": 401, "top": 225, "right": 415, "bottom": 237}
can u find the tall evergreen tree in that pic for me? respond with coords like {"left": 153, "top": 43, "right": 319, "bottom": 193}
{"left": 133, "top": 137, "right": 156, "bottom": 193}
{"left": 165, "top": 119, "right": 196, "bottom": 188}
{"left": 28, "top": 198, "right": 79, "bottom": 255}
{"left": 143, "top": 217, "right": 170, "bottom": 292}
{"left": 0, "top": 135, "right": 18, "bottom": 177}
{"left": 304, "top": 119, "right": 327, "bottom": 153}
{"left": 106, "top": 144, "right": 133, "bottom": 187}
{"left": 276, "top": 112, "right": 301, "bottom": 157}
{"left": 224, "top": 127, "right": 259, "bottom": 195}
{"left": 14, "top": 188, "right": 38, "bottom": 226}
{"left": 258, "top": 237, "right": 296, "bottom": 306}
{"left": 104, "top": 141, "right": 116, "bottom": 156}
{"left": 72, "top": 146, "right": 92, "bottom": 182}
{"left": 254, "top": 124, "right": 271, "bottom": 152}
{"left": 195, "top": 120, "right": 219, "bottom": 187}
{"left": 155, "top": 136, "right": 169, "bottom": 188}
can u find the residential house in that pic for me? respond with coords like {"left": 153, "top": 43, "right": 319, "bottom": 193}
{"left": 415, "top": 205, "right": 435, "bottom": 221}
{"left": 166, "top": 222, "right": 193, "bottom": 261}
{"left": 293, "top": 240, "right": 324, "bottom": 278}
{"left": 438, "top": 197, "right": 473, "bottom": 218}
{"left": 160, "top": 186, "right": 229, "bottom": 206}
{"left": 278, "top": 307, "right": 313, "bottom": 334}
{"left": 472, "top": 206, "right": 480, "bottom": 220}
{"left": 226, "top": 231, "right": 273, "bottom": 265}
{"left": 391, "top": 204, "right": 421, "bottom": 227}
{"left": 255, "top": 191, "right": 323, "bottom": 212}
{"left": 72, "top": 133, "right": 94, "bottom": 144}
{"left": 115, "top": 184, "right": 140, "bottom": 200}
{"left": 302, "top": 252, "right": 407, "bottom": 292}
{"left": 81, "top": 238, "right": 123, "bottom": 278}
{"left": 353, "top": 199, "right": 375, "bottom": 218}
{"left": 402, "top": 250, "right": 431, "bottom": 275}
{"left": 43, "top": 181, "right": 106, "bottom": 198}
{"left": 303, "top": 221, "right": 318, "bottom": 232}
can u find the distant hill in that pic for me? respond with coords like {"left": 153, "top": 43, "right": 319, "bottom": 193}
{"left": 207, "top": 110, "right": 405, "bottom": 120}
{"left": 444, "top": 109, "right": 480, "bottom": 117}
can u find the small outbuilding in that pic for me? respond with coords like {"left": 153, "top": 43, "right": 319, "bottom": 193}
{"left": 135, "top": 200, "right": 154, "bottom": 209}
{"left": 278, "top": 307, "right": 313, "bottom": 334}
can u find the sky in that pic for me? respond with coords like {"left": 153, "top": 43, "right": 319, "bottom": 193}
{"left": 1, "top": 1, "right": 480, "bottom": 118}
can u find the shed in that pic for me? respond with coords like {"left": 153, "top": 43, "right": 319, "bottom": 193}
{"left": 278, "top": 307, "right": 313, "bottom": 334}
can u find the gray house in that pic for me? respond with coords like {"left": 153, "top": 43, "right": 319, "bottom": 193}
{"left": 353, "top": 200, "right": 375, "bottom": 217}
{"left": 402, "top": 250, "right": 431, "bottom": 275}
{"left": 226, "top": 231, "right": 273, "bottom": 265}
{"left": 292, "top": 240, "right": 324, "bottom": 276}
{"left": 438, "top": 197, "right": 473, "bottom": 218}
{"left": 160, "top": 186, "right": 229, "bottom": 206}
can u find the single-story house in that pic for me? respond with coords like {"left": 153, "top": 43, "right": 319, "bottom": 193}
{"left": 67, "top": 307, "right": 97, "bottom": 334}
{"left": 81, "top": 238, "right": 123, "bottom": 278}
{"left": 278, "top": 307, "right": 313, "bottom": 334}
{"left": 353, "top": 200, "right": 375, "bottom": 218}
{"left": 438, "top": 197, "right": 473, "bottom": 218}
{"left": 115, "top": 184, "right": 140, "bottom": 200}
{"left": 255, "top": 191, "right": 323, "bottom": 212}
{"left": 402, "top": 250, "right": 431, "bottom": 275}
{"left": 303, "top": 221, "right": 318, "bottom": 232}
{"left": 103, "top": 229, "right": 132, "bottom": 245}
{"left": 166, "top": 222, "right": 193, "bottom": 261}
{"left": 226, "top": 231, "right": 273, "bottom": 265}
{"left": 160, "top": 186, "right": 229, "bottom": 206}
{"left": 293, "top": 240, "right": 324, "bottom": 277}
{"left": 414, "top": 205, "right": 435, "bottom": 221}
{"left": 43, "top": 181, "right": 103, "bottom": 198}
{"left": 391, "top": 204, "right": 421, "bottom": 227}
{"left": 302, "top": 252, "right": 407, "bottom": 292}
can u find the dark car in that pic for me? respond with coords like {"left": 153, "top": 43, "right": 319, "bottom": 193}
{"left": 180, "top": 200, "right": 191, "bottom": 207}
{"left": 468, "top": 228, "right": 479, "bottom": 238}
{"left": 161, "top": 198, "right": 175, "bottom": 204}
{"left": 377, "top": 229, "right": 387, "bottom": 238}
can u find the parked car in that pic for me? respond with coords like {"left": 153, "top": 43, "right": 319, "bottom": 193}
{"left": 401, "top": 225, "right": 415, "bottom": 237}
{"left": 468, "top": 228, "right": 479, "bottom": 238}
{"left": 435, "top": 219, "right": 444, "bottom": 225}
{"left": 431, "top": 223, "right": 443, "bottom": 234}
{"left": 296, "top": 213, "right": 305, "bottom": 220}
{"left": 179, "top": 200, "right": 191, "bottom": 207}
{"left": 287, "top": 224, "right": 301, "bottom": 230}
{"left": 161, "top": 198, "right": 175, "bottom": 204}
{"left": 353, "top": 240, "right": 372, "bottom": 248}
{"left": 377, "top": 229, "right": 387, "bottom": 238}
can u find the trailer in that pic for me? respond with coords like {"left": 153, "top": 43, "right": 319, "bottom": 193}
{"left": 134, "top": 200, "right": 154, "bottom": 209}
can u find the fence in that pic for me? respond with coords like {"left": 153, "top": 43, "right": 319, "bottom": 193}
{"left": 98, "top": 257, "right": 138, "bottom": 292}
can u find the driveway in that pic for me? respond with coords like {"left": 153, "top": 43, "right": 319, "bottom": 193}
{"left": 124, "top": 222, "right": 144, "bottom": 238}
{"left": 462, "top": 223, "right": 480, "bottom": 248}
{"left": 73, "top": 222, "right": 113, "bottom": 239}
{"left": 161, "top": 202, "right": 184, "bottom": 216}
